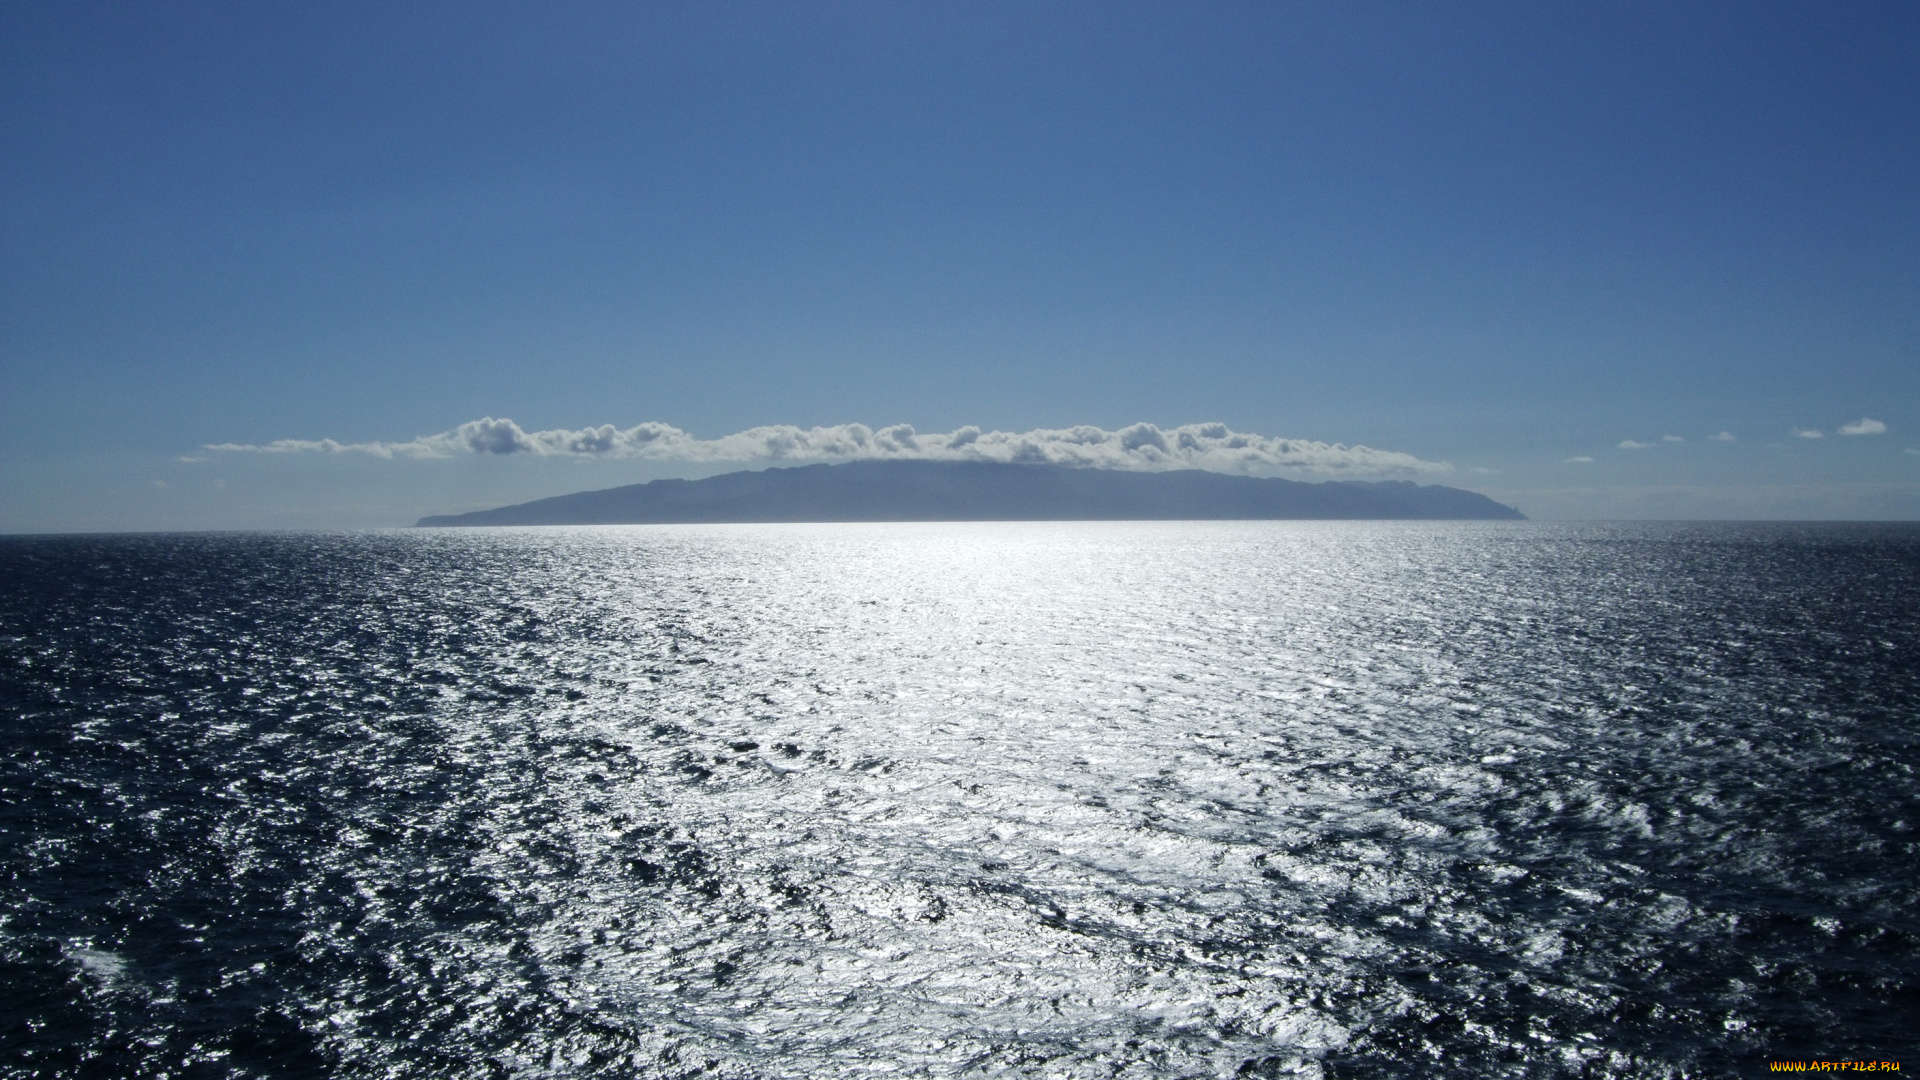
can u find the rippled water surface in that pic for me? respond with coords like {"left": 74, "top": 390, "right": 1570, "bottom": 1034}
{"left": 2, "top": 522, "right": 1917, "bottom": 1078}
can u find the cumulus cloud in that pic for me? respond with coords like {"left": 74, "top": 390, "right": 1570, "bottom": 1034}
{"left": 1661, "top": 435, "right": 1684, "bottom": 443}
{"left": 1791, "top": 428, "right": 1824, "bottom": 439}
{"left": 1564, "top": 456, "right": 1594, "bottom": 463}
{"left": 1618, "top": 440, "right": 1652, "bottom": 449}
{"left": 1838, "top": 417, "right": 1887, "bottom": 436}
{"left": 208, "top": 419, "right": 1451, "bottom": 476}
{"left": 1709, "top": 431, "right": 1736, "bottom": 442}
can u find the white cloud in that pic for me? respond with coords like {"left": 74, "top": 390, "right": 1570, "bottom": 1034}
{"left": 1838, "top": 417, "right": 1887, "bottom": 436}
{"left": 1791, "top": 428, "right": 1824, "bottom": 439}
{"left": 1708, "top": 431, "right": 1736, "bottom": 442}
{"left": 208, "top": 419, "right": 1452, "bottom": 476}
{"left": 1618, "top": 440, "right": 1652, "bottom": 449}
{"left": 1564, "top": 456, "right": 1594, "bottom": 463}
{"left": 1661, "top": 435, "right": 1684, "bottom": 443}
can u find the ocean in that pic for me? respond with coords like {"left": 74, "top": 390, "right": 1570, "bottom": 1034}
{"left": 2, "top": 522, "right": 1915, "bottom": 1078}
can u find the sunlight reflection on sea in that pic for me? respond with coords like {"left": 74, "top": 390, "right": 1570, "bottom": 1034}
{"left": 2, "top": 522, "right": 1916, "bottom": 1078}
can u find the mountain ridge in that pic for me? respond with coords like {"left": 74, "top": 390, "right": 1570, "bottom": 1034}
{"left": 414, "top": 460, "right": 1524, "bottom": 526}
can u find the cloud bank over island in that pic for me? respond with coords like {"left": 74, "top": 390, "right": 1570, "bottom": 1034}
{"left": 207, "top": 419, "right": 1452, "bottom": 476}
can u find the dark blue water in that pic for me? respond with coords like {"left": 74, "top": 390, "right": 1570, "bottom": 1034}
{"left": 2, "top": 522, "right": 1916, "bottom": 1078}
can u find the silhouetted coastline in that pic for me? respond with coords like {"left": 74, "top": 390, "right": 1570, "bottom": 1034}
{"left": 414, "top": 459, "right": 1525, "bottom": 526}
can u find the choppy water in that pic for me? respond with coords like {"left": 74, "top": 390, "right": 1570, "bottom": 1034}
{"left": 2, "top": 522, "right": 1917, "bottom": 1079}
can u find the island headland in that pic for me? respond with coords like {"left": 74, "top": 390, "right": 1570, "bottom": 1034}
{"left": 414, "top": 459, "right": 1524, "bottom": 526}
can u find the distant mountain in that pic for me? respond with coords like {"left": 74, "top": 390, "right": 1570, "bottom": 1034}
{"left": 414, "top": 460, "right": 1524, "bottom": 526}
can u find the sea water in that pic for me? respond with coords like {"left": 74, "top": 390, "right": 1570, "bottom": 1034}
{"left": 2, "top": 522, "right": 1915, "bottom": 1078}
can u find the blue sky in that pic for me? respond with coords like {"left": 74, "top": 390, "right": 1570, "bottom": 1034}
{"left": 3, "top": 1, "right": 1917, "bottom": 529}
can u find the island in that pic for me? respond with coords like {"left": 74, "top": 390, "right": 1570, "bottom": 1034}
{"left": 414, "top": 460, "right": 1524, "bottom": 526}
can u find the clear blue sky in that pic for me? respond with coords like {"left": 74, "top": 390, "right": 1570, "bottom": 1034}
{"left": 3, "top": 1, "right": 1917, "bottom": 529}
